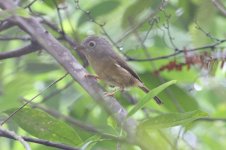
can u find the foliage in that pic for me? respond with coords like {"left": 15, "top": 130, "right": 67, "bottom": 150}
{"left": 6, "top": 108, "right": 82, "bottom": 146}
{"left": 0, "top": 0, "right": 226, "bottom": 150}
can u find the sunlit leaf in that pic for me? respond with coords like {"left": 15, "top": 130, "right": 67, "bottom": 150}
{"left": 42, "top": 0, "right": 66, "bottom": 9}
{"left": 6, "top": 108, "right": 82, "bottom": 146}
{"left": 81, "top": 135, "right": 101, "bottom": 150}
{"left": 128, "top": 80, "right": 177, "bottom": 117}
{"left": 107, "top": 116, "right": 117, "bottom": 129}
{"left": 140, "top": 74, "right": 199, "bottom": 111}
{"left": 0, "top": 74, "right": 34, "bottom": 112}
{"left": 138, "top": 110, "right": 208, "bottom": 130}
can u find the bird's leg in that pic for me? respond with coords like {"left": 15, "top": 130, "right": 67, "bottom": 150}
{"left": 84, "top": 73, "right": 100, "bottom": 80}
{"left": 104, "top": 90, "right": 117, "bottom": 96}
{"left": 119, "top": 87, "right": 125, "bottom": 93}
{"left": 104, "top": 86, "right": 118, "bottom": 96}
{"left": 104, "top": 87, "right": 124, "bottom": 97}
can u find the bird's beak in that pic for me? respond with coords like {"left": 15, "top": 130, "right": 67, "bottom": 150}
{"left": 74, "top": 45, "right": 85, "bottom": 51}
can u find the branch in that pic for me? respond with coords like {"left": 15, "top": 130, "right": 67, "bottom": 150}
{"left": 0, "top": 35, "right": 31, "bottom": 41}
{"left": 74, "top": 1, "right": 119, "bottom": 50}
{"left": 0, "top": 127, "right": 80, "bottom": 150}
{"left": 41, "top": 18, "right": 88, "bottom": 67}
{"left": 0, "top": 20, "right": 15, "bottom": 32}
{"left": 126, "top": 39, "right": 226, "bottom": 62}
{"left": 0, "top": 0, "right": 137, "bottom": 142}
{"left": 24, "top": 0, "right": 38, "bottom": 9}
{"left": 0, "top": 42, "right": 41, "bottom": 60}
{"left": 0, "top": 126, "right": 31, "bottom": 150}
{"left": 212, "top": 0, "right": 226, "bottom": 16}
{"left": 116, "top": 0, "right": 168, "bottom": 43}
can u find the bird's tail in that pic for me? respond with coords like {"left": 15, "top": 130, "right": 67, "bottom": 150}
{"left": 138, "top": 84, "right": 163, "bottom": 105}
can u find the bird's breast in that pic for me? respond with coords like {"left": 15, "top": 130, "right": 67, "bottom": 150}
{"left": 87, "top": 55, "right": 137, "bottom": 88}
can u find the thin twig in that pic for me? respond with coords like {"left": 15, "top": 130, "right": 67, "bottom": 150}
{"left": 53, "top": 0, "right": 65, "bottom": 34}
{"left": 0, "top": 126, "right": 31, "bottom": 150}
{"left": 141, "top": 17, "right": 158, "bottom": 45}
{"left": 74, "top": 0, "right": 120, "bottom": 50}
{"left": 195, "top": 21, "right": 220, "bottom": 42}
{"left": 162, "top": 11, "right": 178, "bottom": 50}
{"left": 130, "top": 17, "right": 184, "bottom": 112}
{"left": 1, "top": 73, "right": 68, "bottom": 126}
{"left": 116, "top": 0, "right": 168, "bottom": 43}
{"left": 126, "top": 39, "right": 226, "bottom": 62}
{"left": 24, "top": 0, "right": 38, "bottom": 9}
{"left": 0, "top": 127, "right": 80, "bottom": 150}
{"left": 40, "top": 80, "right": 74, "bottom": 103}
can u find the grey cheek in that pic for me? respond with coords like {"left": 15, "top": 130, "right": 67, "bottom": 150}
{"left": 84, "top": 48, "right": 95, "bottom": 56}
{"left": 89, "top": 47, "right": 96, "bottom": 51}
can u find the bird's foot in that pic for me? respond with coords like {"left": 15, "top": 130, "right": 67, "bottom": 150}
{"left": 104, "top": 91, "right": 116, "bottom": 97}
{"left": 84, "top": 74, "right": 100, "bottom": 80}
{"left": 104, "top": 87, "right": 124, "bottom": 97}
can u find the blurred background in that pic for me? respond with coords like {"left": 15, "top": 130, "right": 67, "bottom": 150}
{"left": 0, "top": 0, "right": 226, "bottom": 150}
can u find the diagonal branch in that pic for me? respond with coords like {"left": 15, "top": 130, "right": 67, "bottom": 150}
{"left": 0, "top": 0, "right": 137, "bottom": 143}
{"left": 212, "top": 0, "right": 226, "bottom": 16}
{"left": 41, "top": 18, "right": 88, "bottom": 67}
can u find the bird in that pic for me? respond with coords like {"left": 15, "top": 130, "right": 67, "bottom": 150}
{"left": 78, "top": 35, "right": 162, "bottom": 105}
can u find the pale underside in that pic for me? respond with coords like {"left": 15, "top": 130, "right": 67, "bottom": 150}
{"left": 87, "top": 55, "right": 143, "bottom": 89}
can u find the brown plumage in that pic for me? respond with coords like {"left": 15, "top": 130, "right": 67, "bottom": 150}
{"left": 80, "top": 36, "right": 163, "bottom": 105}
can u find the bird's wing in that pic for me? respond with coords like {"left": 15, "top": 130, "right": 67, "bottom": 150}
{"left": 111, "top": 55, "right": 142, "bottom": 82}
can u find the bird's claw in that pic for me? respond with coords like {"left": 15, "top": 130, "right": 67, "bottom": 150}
{"left": 84, "top": 74, "right": 99, "bottom": 80}
{"left": 104, "top": 91, "right": 115, "bottom": 97}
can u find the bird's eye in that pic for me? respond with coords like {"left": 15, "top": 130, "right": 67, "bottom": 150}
{"left": 88, "top": 41, "right": 96, "bottom": 48}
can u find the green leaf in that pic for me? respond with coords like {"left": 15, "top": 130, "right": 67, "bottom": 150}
{"left": 6, "top": 108, "right": 82, "bottom": 146}
{"left": 0, "top": 74, "right": 34, "bottom": 112}
{"left": 140, "top": 74, "right": 199, "bottom": 111}
{"left": 107, "top": 116, "right": 117, "bottom": 129}
{"left": 127, "top": 80, "right": 177, "bottom": 117}
{"left": 77, "top": 1, "right": 120, "bottom": 27}
{"left": 138, "top": 110, "right": 208, "bottom": 130}
{"left": 42, "top": 0, "right": 65, "bottom": 9}
{"left": 81, "top": 135, "right": 101, "bottom": 150}
{"left": 16, "top": 8, "right": 30, "bottom": 18}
